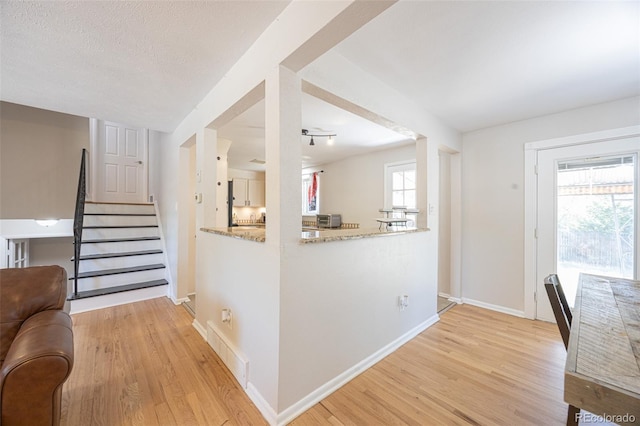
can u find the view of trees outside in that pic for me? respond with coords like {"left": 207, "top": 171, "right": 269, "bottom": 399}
{"left": 556, "top": 156, "right": 636, "bottom": 304}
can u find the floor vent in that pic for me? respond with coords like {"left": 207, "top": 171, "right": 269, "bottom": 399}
{"left": 206, "top": 321, "right": 249, "bottom": 389}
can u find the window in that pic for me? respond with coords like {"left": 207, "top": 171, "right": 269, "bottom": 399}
{"left": 385, "top": 161, "right": 416, "bottom": 210}
{"left": 302, "top": 172, "right": 320, "bottom": 215}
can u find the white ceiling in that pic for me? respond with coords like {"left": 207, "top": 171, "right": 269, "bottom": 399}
{"left": 2, "top": 1, "right": 638, "bottom": 168}
{"left": 334, "top": 0, "right": 639, "bottom": 132}
{"left": 219, "top": 94, "right": 413, "bottom": 171}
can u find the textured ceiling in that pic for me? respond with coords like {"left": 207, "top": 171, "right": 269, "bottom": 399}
{"left": 1, "top": 0, "right": 638, "bottom": 166}
{"left": 0, "top": 0, "right": 290, "bottom": 132}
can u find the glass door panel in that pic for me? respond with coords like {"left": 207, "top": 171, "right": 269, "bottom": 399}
{"left": 556, "top": 155, "right": 636, "bottom": 306}
{"left": 536, "top": 137, "right": 639, "bottom": 321}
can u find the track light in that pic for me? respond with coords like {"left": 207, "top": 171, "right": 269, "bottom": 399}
{"left": 302, "top": 128, "right": 336, "bottom": 146}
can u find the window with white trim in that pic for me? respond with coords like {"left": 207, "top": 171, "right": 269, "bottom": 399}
{"left": 384, "top": 161, "right": 416, "bottom": 210}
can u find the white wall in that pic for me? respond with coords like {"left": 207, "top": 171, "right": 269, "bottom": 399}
{"left": 461, "top": 96, "right": 640, "bottom": 313}
{"left": 313, "top": 143, "right": 415, "bottom": 227}
{"left": 196, "top": 232, "right": 280, "bottom": 410}
{"left": 278, "top": 230, "right": 437, "bottom": 413}
{"left": 147, "top": 130, "right": 165, "bottom": 203}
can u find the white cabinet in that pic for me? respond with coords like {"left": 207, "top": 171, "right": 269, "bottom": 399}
{"left": 232, "top": 178, "right": 248, "bottom": 207}
{"left": 248, "top": 179, "right": 265, "bottom": 207}
{"left": 232, "top": 179, "right": 265, "bottom": 207}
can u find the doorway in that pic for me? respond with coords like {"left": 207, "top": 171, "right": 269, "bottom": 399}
{"left": 177, "top": 137, "right": 197, "bottom": 315}
{"left": 438, "top": 151, "right": 452, "bottom": 299}
{"left": 438, "top": 149, "right": 461, "bottom": 313}
{"left": 534, "top": 136, "right": 639, "bottom": 321}
{"left": 90, "top": 119, "right": 148, "bottom": 203}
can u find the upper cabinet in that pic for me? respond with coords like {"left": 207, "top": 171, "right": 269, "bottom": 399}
{"left": 248, "top": 179, "right": 265, "bottom": 207}
{"left": 232, "top": 178, "right": 265, "bottom": 207}
{"left": 232, "top": 178, "right": 248, "bottom": 207}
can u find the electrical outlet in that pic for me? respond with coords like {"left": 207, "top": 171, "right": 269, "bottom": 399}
{"left": 398, "top": 295, "right": 409, "bottom": 311}
{"left": 221, "top": 308, "right": 233, "bottom": 329}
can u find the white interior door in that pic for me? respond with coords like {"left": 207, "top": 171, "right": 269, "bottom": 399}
{"left": 536, "top": 137, "right": 639, "bottom": 321}
{"left": 95, "top": 120, "right": 148, "bottom": 203}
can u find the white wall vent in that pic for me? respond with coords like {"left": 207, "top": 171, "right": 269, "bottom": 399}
{"left": 206, "top": 321, "right": 249, "bottom": 388}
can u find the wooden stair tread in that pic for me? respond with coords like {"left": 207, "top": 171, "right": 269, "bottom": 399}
{"left": 84, "top": 213, "right": 156, "bottom": 216}
{"left": 71, "top": 264, "right": 166, "bottom": 279}
{"left": 83, "top": 225, "right": 158, "bottom": 229}
{"left": 81, "top": 236, "right": 160, "bottom": 244}
{"left": 85, "top": 201, "right": 154, "bottom": 206}
{"left": 74, "top": 249, "right": 163, "bottom": 261}
{"left": 67, "top": 279, "right": 168, "bottom": 300}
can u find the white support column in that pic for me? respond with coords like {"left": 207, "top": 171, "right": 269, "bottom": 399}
{"left": 216, "top": 138, "right": 232, "bottom": 227}
{"left": 415, "top": 137, "right": 430, "bottom": 229}
{"left": 197, "top": 127, "right": 219, "bottom": 229}
{"left": 265, "top": 66, "right": 302, "bottom": 247}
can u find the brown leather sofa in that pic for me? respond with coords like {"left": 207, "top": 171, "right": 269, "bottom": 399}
{"left": 0, "top": 265, "right": 74, "bottom": 426}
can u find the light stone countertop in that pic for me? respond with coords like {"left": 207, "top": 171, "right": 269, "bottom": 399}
{"left": 299, "top": 226, "right": 428, "bottom": 243}
{"left": 200, "top": 226, "right": 266, "bottom": 242}
{"left": 200, "top": 226, "right": 428, "bottom": 244}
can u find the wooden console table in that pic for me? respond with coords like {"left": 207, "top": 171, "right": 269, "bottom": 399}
{"left": 565, "top": 273, "right": 640, "bottom": 422}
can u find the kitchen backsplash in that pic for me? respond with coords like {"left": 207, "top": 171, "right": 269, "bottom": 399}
{"left": 233, "top": 206, "right": 266, "bottom": 223}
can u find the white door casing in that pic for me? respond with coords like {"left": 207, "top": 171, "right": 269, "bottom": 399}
{"left": 90, "top": 119, "right": 148, "bottom": 203}
{"left": 524, "top": 125, "right": 640, "bottom": 320}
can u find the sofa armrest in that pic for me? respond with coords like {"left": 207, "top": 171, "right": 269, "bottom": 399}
{"left": 0, "top": 310, "right": 73, "bottom": 426}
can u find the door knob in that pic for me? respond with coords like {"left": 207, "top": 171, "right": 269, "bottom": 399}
{"left": 136, "top": 161, "right": 143, "bottom": 164}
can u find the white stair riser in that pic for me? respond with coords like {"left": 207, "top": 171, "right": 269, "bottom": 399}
{"left": 83, "top": 215, "right": 157, "bottom": 227}
{"left": 84, "top": 203, "right": 155, "bottom": 215}
{"left": 70, "top": 286, "right": 167, "bottom": 315}
{"left": 75, "top": 268, "right": 166, "bottom": 292}
{"left": 78, "top": 253, "right": 165, "bottom": 273}
{"left": 82, "top": 227, "right": 159, "bottom": 240}
{"left": 80, "top": 240, "right": 162, "bottom": 255}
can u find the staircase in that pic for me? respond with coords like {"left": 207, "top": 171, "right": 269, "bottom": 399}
{"left": 68, "top": 201, "right": 168, "bottom": 310}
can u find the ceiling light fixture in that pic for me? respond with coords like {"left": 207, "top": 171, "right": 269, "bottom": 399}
{"left": 302, "top": 129, "right": 336, "bottom": 146}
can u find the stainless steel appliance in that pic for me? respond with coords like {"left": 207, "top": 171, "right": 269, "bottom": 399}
{"left": 317, "top": 214, "right": 342, "bottom": 228}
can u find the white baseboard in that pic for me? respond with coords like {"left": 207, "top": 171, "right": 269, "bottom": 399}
{"left": 462, "top": 297, "right": 524, "bottom": 318}
{"left": 172, "top": 296, "right": 190, "bottom": 305}
{"left": 275, "top": 314, "right": 440, "bottom": 425}
{"left": 69, "top": 286, "right": 168, "bottom": 314}
{"left": 192, "top": 319, "right": 206, "bottom": 340}
{"left": 247, "top": 383, "right": 278, "bottom": 426}
{"left": 438, "top": 292, "right": 461, "bottom": 304}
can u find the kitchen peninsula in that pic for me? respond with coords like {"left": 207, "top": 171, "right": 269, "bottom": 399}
{"left": 200, "top": 225, "right": 428, "bottom": 243}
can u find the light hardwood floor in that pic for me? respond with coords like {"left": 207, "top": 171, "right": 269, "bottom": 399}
{"left": 60, "top": 297, "right": 267, "bottom": 426}
{"left": 437, "top": 296, "right": 455, "bottom": 313}
{"left": 62, "top": 298, "right": 570, "bottom": 425}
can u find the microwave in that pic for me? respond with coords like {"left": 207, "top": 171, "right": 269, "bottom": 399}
{"left": 317, "top": 214, "right": 342, "bottom": 228}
